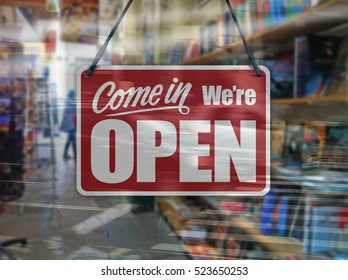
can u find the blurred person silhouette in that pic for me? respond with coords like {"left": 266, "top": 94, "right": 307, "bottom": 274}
{"left": 60, "top": 89, "right": 76, "bottom": 160}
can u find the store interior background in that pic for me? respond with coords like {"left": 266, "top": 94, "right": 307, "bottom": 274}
{"left": 0, "top": 0, "right": 348, "bottom": 260}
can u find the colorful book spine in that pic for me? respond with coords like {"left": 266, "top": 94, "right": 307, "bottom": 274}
{"left": 277, "top": 196, "right": 289, "bottom": 236}
{"left": 183, "top": 39, "right": 200, "bottom": 62}
{"left": 263, "top": 0, "right": 271, "bottom": 28}
{"left": 249, "top": 0, "right": 259, "bottom": 34}
{"left": 269, "top": 0, "right": 277, "bottom": 27}
{"left": 223, "top": 11, "right": 233, "bottom": 46}
{"left": 261, "top": 189, "right": 278, "bottom": 235}
{"left": 294, "top": 36, "right": 309, "bottom": 98}
{"left": 255, "top": 0, "right": 265, "bottom": 31}
{"left": 233, "top": 0, "right": 252, "bottom": 37}
{"left": 278, "top": 0, "right": 287, "bottom": 24}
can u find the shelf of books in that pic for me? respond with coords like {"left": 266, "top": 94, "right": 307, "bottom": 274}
{"left": 182, "top": 0, "right": 347, "bottom": 65}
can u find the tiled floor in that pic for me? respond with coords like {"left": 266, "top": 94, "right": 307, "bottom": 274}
{"left": 0, "top": 136, "right": 188, "bottom": 260}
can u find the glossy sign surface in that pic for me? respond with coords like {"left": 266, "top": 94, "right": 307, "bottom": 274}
{"left": 77, "top": 66, "right": 270, "bottom": 195}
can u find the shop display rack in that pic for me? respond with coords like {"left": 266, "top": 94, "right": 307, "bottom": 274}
{"left": 25, "top": 70, "right": 57, "bottom": 188}
{"left": 0, "top": 39, "right": 28, "bottom": 259}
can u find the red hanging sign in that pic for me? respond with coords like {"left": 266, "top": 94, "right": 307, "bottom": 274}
{"left": 77, "top": 66, "right": 270, "bottom": 195}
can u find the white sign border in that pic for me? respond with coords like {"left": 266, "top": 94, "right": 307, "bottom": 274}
{"left": 76, "top": 65, "right": 270, "bottom": 196}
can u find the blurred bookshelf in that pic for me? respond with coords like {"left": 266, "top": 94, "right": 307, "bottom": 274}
{"left": 183, "top": 0, "right": 347, "bottom": 65}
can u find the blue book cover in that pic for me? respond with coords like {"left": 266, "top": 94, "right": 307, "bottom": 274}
{"left": 294, "top": 36, "right": 308, "bottom": 97}
{"left": 278, "top": 0, "right": 287, "bottom": 24}
{"left": 0, "top": 97, "right": 11, "bottom": 114}
{"left": 263, "top": 53, "right": 294, "bottom": 99}
{"left": 277, "top": 196, "right": 289, "bottom": 236}
{"left": 261, "top": 189, "right": 278, "bottom": 235}
{"left": 294, "top": 35, "right": 342, "bottom": 97}
{"left": 269, "top": 0, "right": 277, "bottom": 27}
{"left": 0, "top": 115, "right": 11, "bottom": 132}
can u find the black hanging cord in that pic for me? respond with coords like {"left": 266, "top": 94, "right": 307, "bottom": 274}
{"left": 86, "top": 0, "right": 134, "bottom": 77}
{"left": 86, "top": 0, "right": 260, "bottom": 77}
{"left": 224, "top": 0, "right": 261, "bottom": 77}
